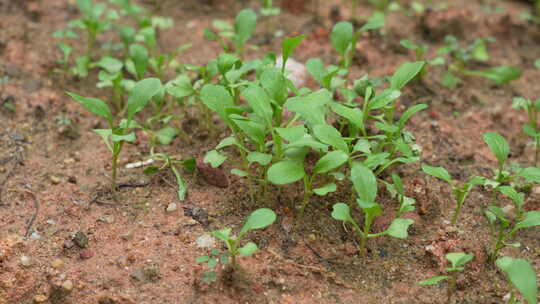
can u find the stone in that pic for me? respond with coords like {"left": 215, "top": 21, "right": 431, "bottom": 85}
{"left": 20, "top": 255, "right": 32, "bottom": 267}
{"left": 166, "top": 203, "right": 177, "bottom": 213}
{"left": 51, "top": 258, "right": 64, "bottom": 269}
{"left": 195, "top": 234, "right": 215, "bottom": 249}
{"left": 276, "top": 56, "right": 308, "bottom": 88}
{"left": 50, "top": 175, "right": 61, "bottom": 185}
{"left": 62, "top": 280, "right": 73, "bottom": 291}
{"left": 80, "top": 249, "right": 94, "bottom": 260}
{"left": 33, "top": 295, "right": 48, "bottom": 303}
{"left": 130, "top": 265, "right": 161, "bottom": 283}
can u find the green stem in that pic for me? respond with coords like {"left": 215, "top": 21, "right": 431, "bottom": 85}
{"left": 447, "top": 276, "right": 456, "bottom": 302}
{"left": 299, "top": 175, "right": 312, "bottom": 217}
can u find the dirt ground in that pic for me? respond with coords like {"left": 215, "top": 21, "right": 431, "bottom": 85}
{"left": 1, "top": 0, "right": 540, "bottom": 303}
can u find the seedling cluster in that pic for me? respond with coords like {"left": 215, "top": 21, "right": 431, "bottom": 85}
{"left": 57, "top": 1, "right": 538, "bottom": 301}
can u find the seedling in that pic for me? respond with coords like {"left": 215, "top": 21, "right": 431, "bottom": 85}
{"left": 143, "top": 150, "right": 195, "bottom": 201}
{"left": 496, "top": 256, "right": 538, "bottom": 304}
{"left": 68, "top": 78, "right": 163, "bottom": 193}
{"left": 512, "top": 97, "right": 540, "bottom": 166}
{"left": 70, "top": 0, "right": 113, "bottom": 58}
{"left": 485, "top": 185, "right": 540, "bottom": 262}
{"left": 421, "top": 164, "right": 483, "bottom": 225}
{"left": 418, "top": 252, "right": 474, "bottom": 302}
{"left": 384, "top": 174, "right": 416, "bottom": 217}
{"left": 199, "top": 208, "right": 276, "bottom": 275}
{"left": 204, "top": 9, "right": 258, "bottom": 58}
{"left": 331, "top": 163, "right": 414, "bottom": 255}
{"left": 400, "top": 39, "right": 445, "bottom": 82}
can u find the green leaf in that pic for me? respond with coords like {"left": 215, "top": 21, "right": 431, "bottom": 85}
{"left": 360, "top": 11, "right": 385, "bottom": 31}
{"left": 331, "top": 203, "right": 353, "bottom": 222}
{"left": 276, "top": 125, "right": 306, "bottom": 142}
{"left": 267, "top": 160, "right": 305, "bottom": 185}
{"left": 238, "top": 242, "right": 258, "bottom": 256}
{"left": 421, "top": 164, "right": 452, "bottom": 184}
{"left": 93, "top": 129, "right": 113, "bottom": 152}
{"left": 200, "top": 84, "right": 235, "bottom": 123}
{"left": 483, "top": 132, "right": 509, "bottom": 167}
{"left": 350, "top": 162, "right": 377, "bottom": 202}
{"left": 111, "top": 132, "right": 136, "bottom": 143}
{"left": 155, "top": 127, "right": 178, "bottom": 145}
{"left": 166, "top": 75, "right": 194, "bottom": 99}
{"left": 129, "top": 44, "right": 148, "bottom": 79}
{"left": 514, "top": 211, "right": 540, "bottom": 231}
{"left": 446, "top": 252, "right": 473, "bottom": 269}
{"left": 535, "top": 59, "right": 540, "bottom": 69}
{"left": 281, "top": 34, "right": 305, "bottom": 72}
{"left": 211, "top": 228, "right": 232, "bottom": 242}
{"left": 234, "top": 9, "right": 257, "bottom": 46}
{"left": 313, "top": 124, "right": 348, "bottom": 152}
{"left": 196, "top": 256, "right": 210, "bottom": 263}
{"left": 284, "top": 89, "right": 331, "bottom": 126}
{"left": 306, "top": 58, "right": 327, "bottom": 85}
{"left": 204, "top": 150, "right": 227, "bottom": 168}
{"left": 231, "top": 168, "right": 249, "bottom": 177}
{"left": 230, "top": 115, "right": 266, "bottom": 147}
{"left": 330, "top": 103, "right": 364, "bottom": 131}
{"left": 441, "top": 71, "right": 460, "bottom": 89}
{"left": 67, "top": 92, "right": 112, "bottom": 122}
{"left": 357, "top": 200, "right": 382, "bottom": 217}
{"left": 390, "top": 61, "right": 425, "bottom": 90}
{"left": 241, "top": 208, "right": 277, "bottom": 235}
{"left": 398, "top": 104, "right": 428, "bottom": 129}
{"left": 242, "top": 85, "right": 273, "bottom": 126}
{"left": 353, "top": 139, "right": 371, "bottom": 154}
{"left": 127, "top": 78, "right": 162, "bottom": 121}
{"left": 247, "top": 152, "right": 272, "bottom": 166}
{"left": 385, "top": 218, "right": 413, "bottom": 239}
{"left": 313, "top": 183, "right": 337, "bottom": 196}
{"left": 496, "top": 257, "right": 538, "bottom": 304}
{"left": 172, "top": 165, "right": 187, "bottom": 201}
{"left": 207, "top": 257, "right": 218, "bottom": 268}
{"left": 517, "top": 167, "right": 540, "bottom": 183}
{"left": 367, "top": 89, "right": 401, "bottom": 110}
{"left": 465, "top": 66, "right": 521, "bottom": 85}
{"left": 418, "top": 276, "right": 450, "bottom": 285}
{"left": 313, "top": 150, "right": 348, "bottom": 175}
{"left": 331, "top": 21, "right": 353, "bottom": 56}
{"left": 260, "top": 67, "right": 288, "bottom": 105}
{"left": 497, "top": 186, "right": 524, "bottom": 208}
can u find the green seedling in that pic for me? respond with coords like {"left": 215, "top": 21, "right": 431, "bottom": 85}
{"left": 71, "top": 0, "right": 113, "bottom": 57}
{"left": 68, "top": 78, "right": 163, "bottom": 193}
{"left": 331, "top": 163, "right": 414, "bottom": 256}
{"left": 485, "top": 185, "right": 540, "bottom": 262}
{"left": 535, "top": 59, "right": 540, "bottom": 69}
{"left": 496, "top": 256, "right": 538, "bottom": 304}
{"left": 421, "top": 164, "right": 483, "bottom": 225}
{"left": 419, "top": 253, "right": 474, "bottom": 302}
{"left": 200, "top": 208, "right": 276, "bottom": 274}
{"left": 94, "top": 56, "right": 125, "bottom": 112}
{"left": 55, "top": 42, "right": 74, "bottom": 76}
{"left": 196, "top": 249, "right": 229, "bottom": 282}
{"left": 437, "top": 35, "right": 521, "bottom": 88}
{"left": 143, "top": 151, "right": 195, "bottom": 201}
{"left": 205, "top": 9, "right": 258, "bottom": 58}
{"left": 384, "top": 174, "right": 416, "bottom": 217}
{"left": 513, "top": 97, "right": 540, "bottom": 166}
{"left": 400, "top": 39, "right": 445, "bottom": 82}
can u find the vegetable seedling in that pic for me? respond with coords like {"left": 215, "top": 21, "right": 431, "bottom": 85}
{"left": 496, "top": 256, "right": 538, "bottom": 304}
{"left": 207, "top": 208, "right": 276, "bottom": 271}
{"left": 331, "top": 163, "right": 414, "bottom": 256}
{"left": 485, "top": 185, "right": 540, "bottom": 262}
{"left": 512, "top": 97, "right": 540, "bottom": 166}
{"left": 143, "top": 150, "right": 195, "bottom": 201}
{"left": 419, "top": 253, "right": 474, "bottom": 302}
{"left": 71, "top": 0, "right": 112, "bottom": 58}
{"left": 421, "top": 164, "right": 483, "bottom": 225}
{"left": 204, "top": 9, "right": 258, "bottom": 58}
{"left": 68, "top": 78, "right": 163, "bottom": 193}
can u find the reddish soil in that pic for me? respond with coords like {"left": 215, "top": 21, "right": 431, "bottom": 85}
{"left": 1, "top": 0, "right": 539, "bottom": 303}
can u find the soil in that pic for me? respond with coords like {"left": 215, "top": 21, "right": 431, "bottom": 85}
{"left": 1, "top": 0, "right": 540, "bottom": 303}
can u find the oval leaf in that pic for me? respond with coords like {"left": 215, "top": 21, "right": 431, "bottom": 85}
{"left": 267, "top": 160, "right": 305, "bottom": 185}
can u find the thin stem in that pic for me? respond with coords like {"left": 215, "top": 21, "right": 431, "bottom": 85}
{"left": 298, "top": 175, "right": 312, "bottom": 217}
{"left": 447, "top": 276, "right": 456, "bottom": 302}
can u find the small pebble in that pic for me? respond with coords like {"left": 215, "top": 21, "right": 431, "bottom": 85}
{"left": 51, "top": 258, "right": 64, "bottom": 268}
{"left": 46, "top": 219, "right": 56, "bottom": 225}
{"left": 98, "top": 216, "right": 115, "bottom": 224}
{"left": 30, "top": 231, "right": 41, "bottom": 240}
{"left": 62, "top": 280, "right": 74, "bottom": 291}
{"left": 50, "top": 175, "right": 61, "bottom": 184}
{"left": 79, "top": 249, "right": 94, "bottom": 260}
{"left": 33, "top": 295, "right": 48, "bottom": 303}
{"left": 166, "top": 203, "right": 178, "bottom": 213}
{"left": 20, "top": 255, "right": 32, "bottom": 267}
{"left": 73, "top": 231, "right": 88, "bottom": 248}
{"left": 195, "top": 234, "right": 215, "bottom": 249}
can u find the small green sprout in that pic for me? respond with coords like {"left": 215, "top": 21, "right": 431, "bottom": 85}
{"left": 400, "top": 39, "right": 445, "bottom": 82}
{"left": 71, "top": 0, "right": 112, "bottom": 57}
{"left": 421, "top": 164, "right": 483, "bottom": 225}
{"left": 485, "top": 186, "right": 540, "bottom": 262}
{"left": 68, "top": 78, "right": 163, "bottom": 193}
{"left": 331, "top": 163, "right": 414, "bottom": 256}
{"left": 496, "top": 256, "right": 538, "bottom": 304}
{"left": 202, "top": 208, "right": 276, "bottom": 273}
{"left": 419, "top": 252, "right": 474, "bottom": 302}
{"left": 196, "top": 249, "right": 229, "bottom": 282}
{"left": 513, "top": 97, "right": 540, "bottom": 166}
{"left": 204, "top": 9, "right": 258, "bottom": 58}
{"left": 143, "top": 151, "right": 195, "bottom": 201}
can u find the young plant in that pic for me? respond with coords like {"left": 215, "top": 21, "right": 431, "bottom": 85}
{"left": 512, "top": 97, "right": 540, "bottom": 166}
{"left": 421, "top": 164, "right": 483, "bottom": 225}
{"left": 496, "top": 256, "right": 538, "bottom": 304}
{"left": 204, "top": 9, "right": 258, "bottom": 58}
{"left": 384, "top": 174, "right": 416, "bottom": 217}
{"left": 202, "top": 208, "right": 276, "bottom": 272}
{"left": 331, "top": 163, "right": 414, "bottom": 255}
{"left": 67, "top": 78, "right": 163, "bottom": 193}
{"left": 418, "top": 253, "right": 474, "bottom": 302}
{"left": 71, "top": 0, "right": 113, "bottom": 58}
{"left": 143, "top": 151, "right": 195, "bottom": 201}
{"left": 400, "top": 39, "right": 445, "bottom": 82}
{"left": 485, "top": 185, "right": 540, "bottom": 262}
